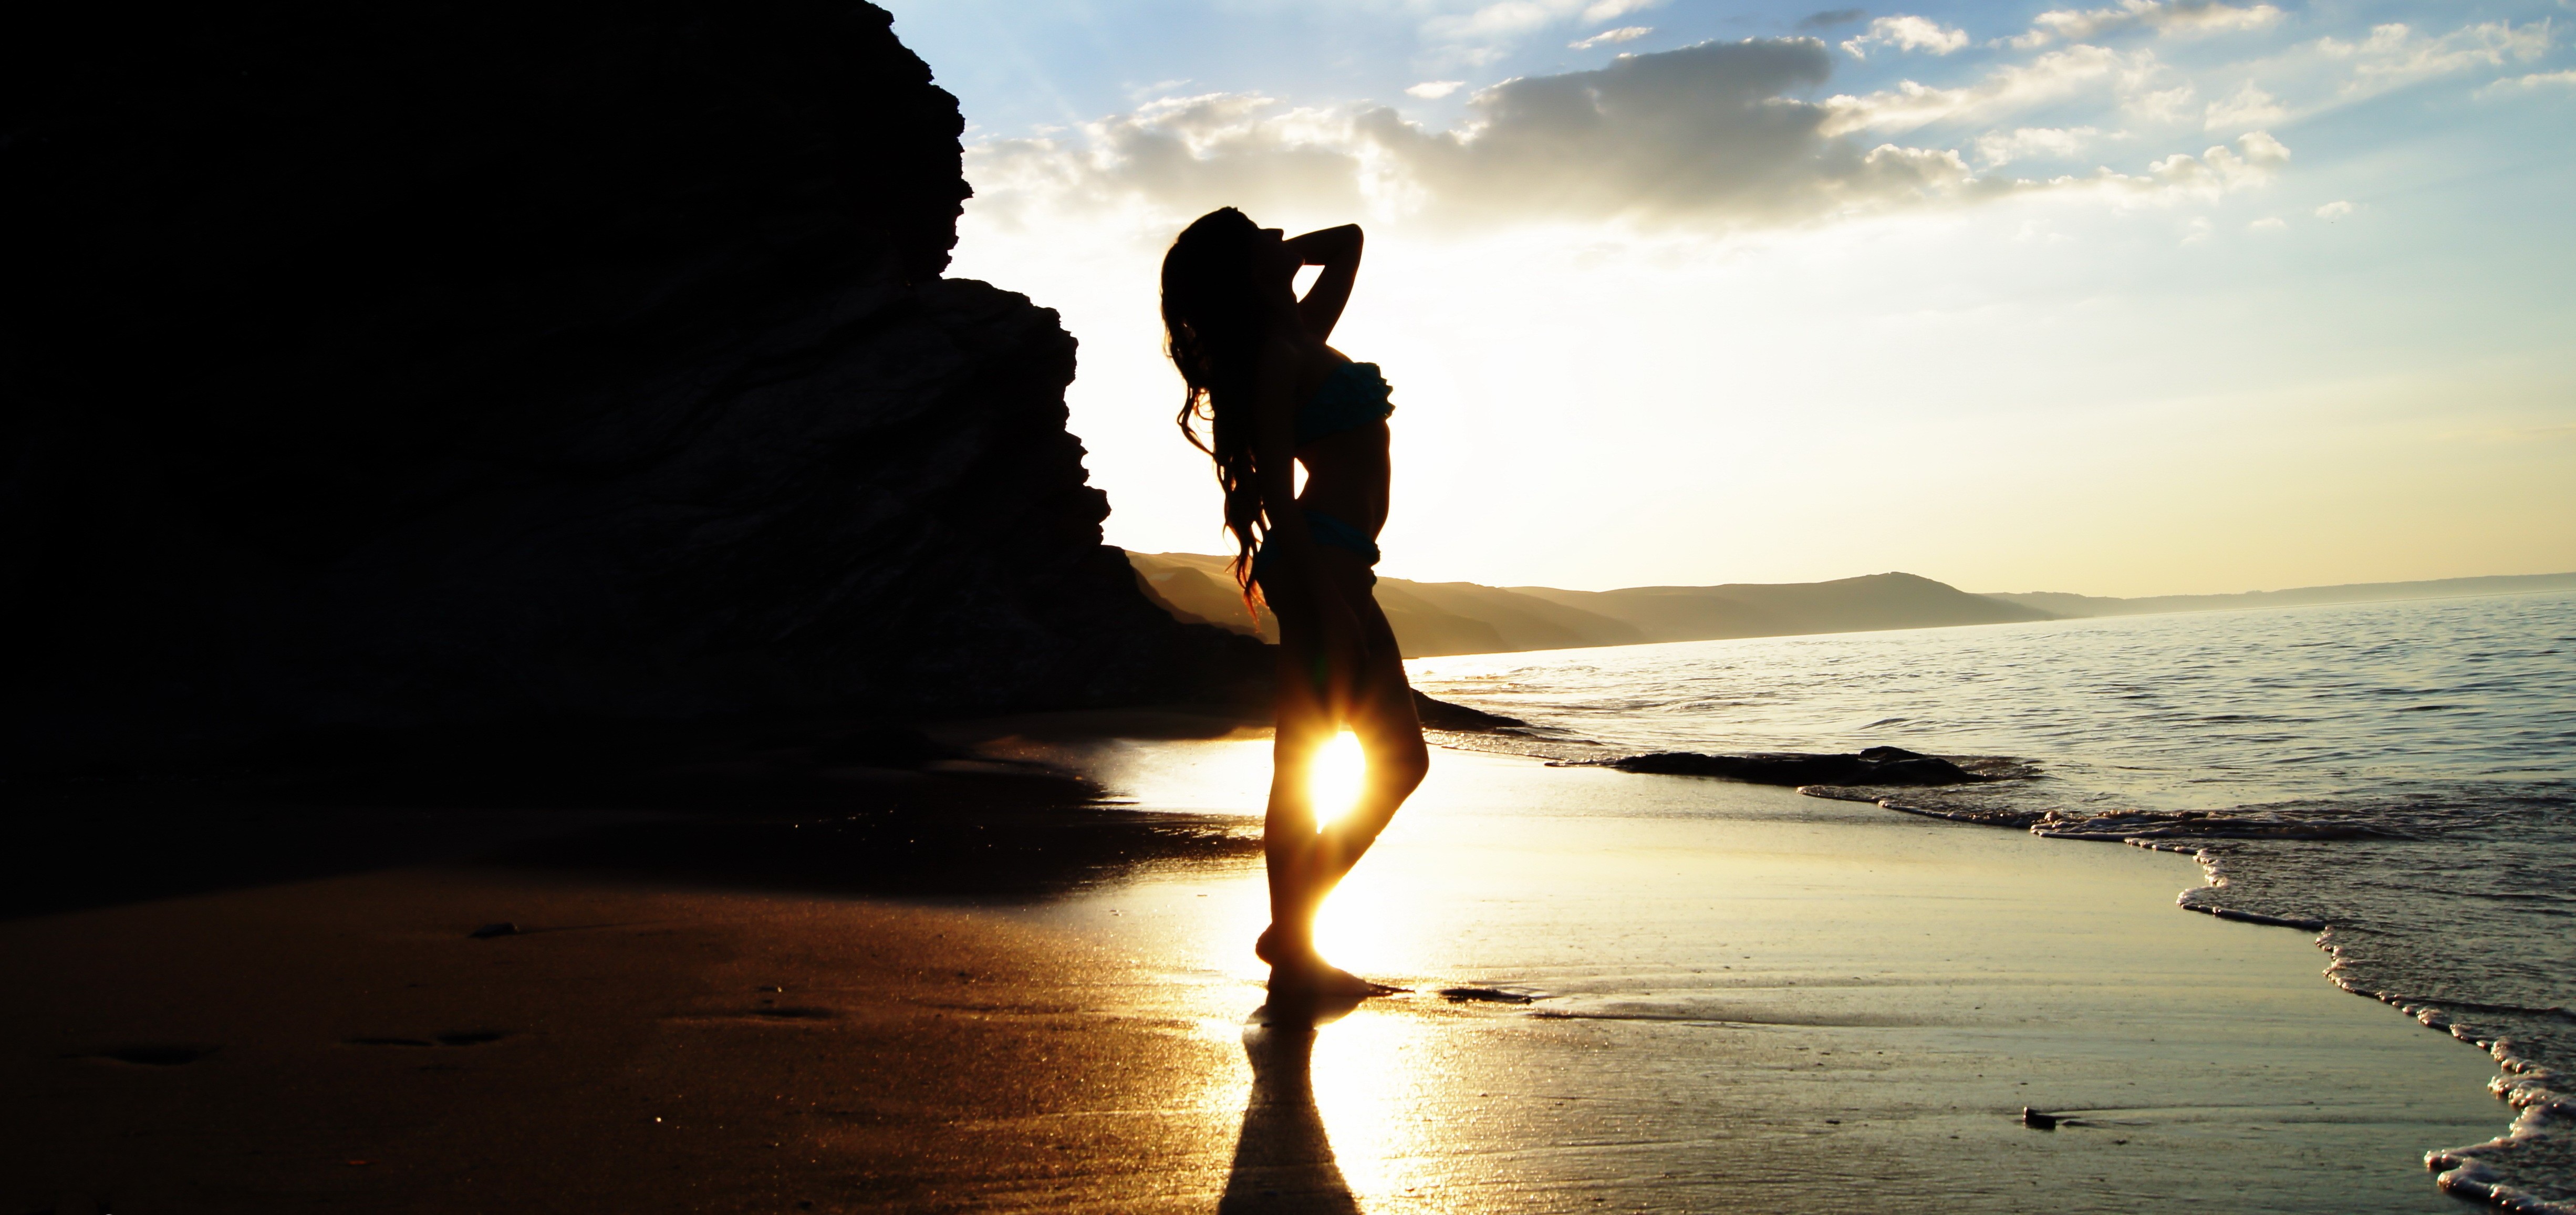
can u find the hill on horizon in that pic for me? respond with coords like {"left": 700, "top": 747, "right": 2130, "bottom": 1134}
{"left": 1126, "top": 554, "right": 2044, "bottom": 658}
{"left": 1127, "top": 554, "right": 2576, "bottom": 661}
{"left": 1978, "top": 571, "right": 2576, "bottom": 618}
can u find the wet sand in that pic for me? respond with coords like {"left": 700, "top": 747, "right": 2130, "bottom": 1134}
{"left": 0, "top": 725, "right": 2504, "bottom": 1212}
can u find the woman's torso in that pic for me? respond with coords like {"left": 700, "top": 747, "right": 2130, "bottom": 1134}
{"left": 1284, "top": 347, "right": 1390, "bottom": 535}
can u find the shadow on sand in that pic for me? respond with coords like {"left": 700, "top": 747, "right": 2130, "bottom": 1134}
{"left": 1220, "top": 995, "right": 1368, "bottom": 1214}
{"left": 1, "top": 716, "right": 1262, "bottom": 919}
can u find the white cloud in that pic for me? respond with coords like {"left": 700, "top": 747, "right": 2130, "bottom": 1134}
{"left": 1426, "top": 0, "right": 1557, "bottom": 42}
{"left": 1824, "top": 44, "right": 2141, "bottom": 134}
{"left": 970, "top": 41, "right": 2013, "bottom": 231}
{"left": 966, "top": 44, "right": 2295, "bottom": 235}
{"left": 1424, "top": 0, "right": 1663, "bottom": 64}
{"left": 2318, "top": 22, "right": 2553, "bottom": 94}
{"left": 2315, "top": 199, "right": 2354, "bottom": 220}
{"left": 2015, "top": 1, "right": 2284, "bottom": 48}
{"left": 1842, "top": 15, "right": 1971, "bottom": 58}
{"left": 1582, "top": 0, "right": 1658, "bottom": 21}
{"left": 963, "top": 92, "right": 1368, "bottom": 229}
{"left": 2140, "top": 130, "right": 2289, "bottom": 196}
{"left": 2023, "top": 130, "right": 2291, "bottom": 207}
{"left": 2130, "top": 84, "right": 2198, "bottom": 122}
{"left": 2483, "top": 68, "right": 2576, "bottom": 92}
{"left": 2249, "top": 215, "right": 2287, "bottom": 230}
{"left": 1974, "top": 126, "right": 2102, "bottom": 167}
{"left": 1572, "top": 26, "right": 1653, "bottom": 50}
{"left": 2204, "top": 81, "right": 2287, "bottom": 129}
{"left": 1422, "top": 1, "right": 1565, "bottom": 65}
{"left": 2182, "top": 214, "right": 2215, "bottom": 243}
{"left": 1407, "top": 80, "right": 1467, "bottom": 99}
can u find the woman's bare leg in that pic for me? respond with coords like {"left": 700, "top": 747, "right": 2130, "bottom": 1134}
{"left": 1262, "top": 637, "right": 1335, "bottom": 963}
{"left": 1257, "top": 558, "right": 1427, "bottom": 990}
{"left": 1306, "top": 636, "right": 1428, "bottom": 892}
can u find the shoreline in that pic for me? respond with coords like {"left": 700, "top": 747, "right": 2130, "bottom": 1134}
{"left": 1, "top": 726, "right": 2508, "bottom": 1212}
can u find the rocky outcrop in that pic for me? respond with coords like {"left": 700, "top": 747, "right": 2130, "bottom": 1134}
{"left": 1600, "top": 746, "right": 1982, "bottom": 786}
{"left": 0, "top": 3, "right": 1254, "bottom": 770}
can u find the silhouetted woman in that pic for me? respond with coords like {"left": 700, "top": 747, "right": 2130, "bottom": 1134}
{"left": 1164, "top": 209, "right": 1429, "bottom": 998}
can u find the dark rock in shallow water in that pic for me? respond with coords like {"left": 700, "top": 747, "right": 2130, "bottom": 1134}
{"left": 1410, "top": 693, "right": 1528, "bottom": 732}
{"left": 0, "top": 3, "right": 1261, "bottom": 770}
{"left": 1602, "top": 746, "right": 1981, "bottom": 786}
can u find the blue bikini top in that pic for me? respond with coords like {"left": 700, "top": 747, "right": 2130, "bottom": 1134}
{"left": 1294, "top": 361, "right": 1394, "bottom": 446}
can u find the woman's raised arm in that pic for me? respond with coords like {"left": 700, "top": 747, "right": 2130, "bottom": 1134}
{"left": 1283, "top": 224, "right": 1364, "bottom": 342}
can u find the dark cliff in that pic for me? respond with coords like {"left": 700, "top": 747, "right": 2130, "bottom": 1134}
{"left": 0, "top": 3, "right": 1250, "bottom": 770}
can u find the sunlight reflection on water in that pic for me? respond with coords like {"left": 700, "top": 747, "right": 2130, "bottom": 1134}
{"left": 1040, "top": 735, "right": 2507, "bottom": 1213}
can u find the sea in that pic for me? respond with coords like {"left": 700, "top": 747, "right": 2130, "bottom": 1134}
{"left": 1405, "top": 590, "right": 2576, "bottom": 1214}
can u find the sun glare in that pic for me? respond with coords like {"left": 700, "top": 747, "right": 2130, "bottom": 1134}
{"left": 1310, "top": 731, "right": 1366, "bottom": 829}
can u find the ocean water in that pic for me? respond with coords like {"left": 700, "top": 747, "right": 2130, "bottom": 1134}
{"left": 1407, "top": 591, "right": 2576, "bottom": 1214}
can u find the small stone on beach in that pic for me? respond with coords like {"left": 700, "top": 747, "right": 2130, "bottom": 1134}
{"left": 469, "top": 922, "right": 519, "bottom": 939}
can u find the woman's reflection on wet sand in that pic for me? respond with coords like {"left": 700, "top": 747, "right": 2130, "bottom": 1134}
{"left": 1218, "top": 1000, "right": 1366, "bottom": 1214}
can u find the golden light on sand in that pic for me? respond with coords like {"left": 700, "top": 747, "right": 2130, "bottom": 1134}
{"left": 1310, "top": 731, "right": 1366, "bottom": 829}
{"left": 1304, "top": 1011, "right": 1443, "bottom": 1202}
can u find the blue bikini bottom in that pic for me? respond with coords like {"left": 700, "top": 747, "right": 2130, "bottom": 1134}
{"left": 1251, "top": 508, "right": 1380, "bottom": 586}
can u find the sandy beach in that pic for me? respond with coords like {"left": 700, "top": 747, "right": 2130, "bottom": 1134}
{"left": 0, "top": 722, "right": 2504, "bottom": 1213}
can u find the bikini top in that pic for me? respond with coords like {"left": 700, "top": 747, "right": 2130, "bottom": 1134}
{"left": 1294, "top": 361, "right": 1394, "bottom": 447}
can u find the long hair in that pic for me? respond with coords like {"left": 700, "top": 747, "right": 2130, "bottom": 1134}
{"left": 1161, "top": 207, "right": 1272, "bottom": 606}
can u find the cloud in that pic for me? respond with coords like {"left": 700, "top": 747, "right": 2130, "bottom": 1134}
{"left": 1797, "top": 8, "right": 1869, "bottom": 30}
{"left": 963, "top": 93, "right": 1367, "bottom": 229}
{"left": 2128, "top": 84, "right": 2198, "bottom": 122}
{"left": 1572, "top": 26, "right": 1653, "bottom": 50}
{"left": 1582, "top": 0, "right": 1658, "bottom": 20}
{"left": 2249, "top": 215, "right": 2286, "bottom": 230}
{"left": 2125, "top": 130, "right": 2290, "bottom": 199}
{"left": 2483, "top": 68, "right": 2576, "bottom": 92}
{"left": 1824, "top": 44, "right": 2143, "bottom": 134}
{"left": 2319, "top": 22, "right": 2553, "bottom": 94}
{"left": 1422, "top": 1, "right": 1569, "bottom": 65}
{"left": 1842, "top": 15, "right": 1971, "bottom": 58}
{"left": 1973, "top": 126, "right": 2101, "bottom": 167}
{"left": 2203, "top": 81, "right": 2287, "bottom": 129}
{"left": 1424, "top": 0, "right": 1662, "bottom": 64}
{"left": 1354, "top": 39, "right": 2006, "bottom": 225}
{"left": 965, "top": 43, "right": 2294, "bottom": 235}
{"left": 2011, "top": 1, "right": 2283, "bottom": 49}
{"left": 2315, "top": 199, "right": 2354, "bottom": 220}
{"left": 2013, "top": 130, "right": 2290, "bottom": 206}
{"left": 1408, "top": 80, "right": 1467, "bottom": 99}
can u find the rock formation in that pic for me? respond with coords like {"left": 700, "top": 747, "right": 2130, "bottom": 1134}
{"left": 0, "top": 2, "right": 1252, "bottom": 771}
{"left": 1602, "top": 746, "right": 1982, "bottom": 786}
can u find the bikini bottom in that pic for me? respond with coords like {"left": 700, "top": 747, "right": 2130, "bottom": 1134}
{"left": 1251, "top": 507, "right": 1380, "bottom": 587}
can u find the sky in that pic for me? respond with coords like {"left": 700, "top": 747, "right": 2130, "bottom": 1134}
{"left": 880, "top": 0, "right": 2576, "bottom": 597}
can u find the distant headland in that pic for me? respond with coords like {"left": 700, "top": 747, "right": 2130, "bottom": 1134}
{"left": 1128, "top": 553, "right": 2576, "bottom": 659}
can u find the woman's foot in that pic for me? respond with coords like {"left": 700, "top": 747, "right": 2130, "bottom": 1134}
{"left": 1259, "top": 930, "right": 1404, "bottom": 998}
{"left": 1271, "top": 960, "right": 1402, "bottom": 999}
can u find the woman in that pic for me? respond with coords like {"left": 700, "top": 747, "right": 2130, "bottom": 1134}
{"left": 1162, "top": 207, "right": 1430, "bottom": 999}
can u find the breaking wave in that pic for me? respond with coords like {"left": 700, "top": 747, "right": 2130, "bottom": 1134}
{"left": 1410, "top": 590, "right": 2576, "bottom": 1210}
